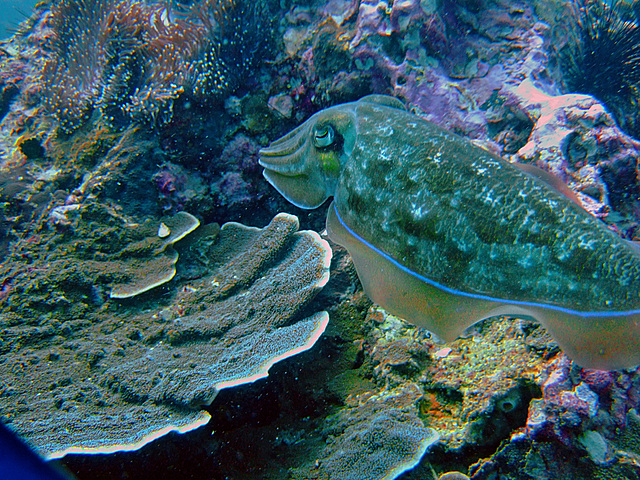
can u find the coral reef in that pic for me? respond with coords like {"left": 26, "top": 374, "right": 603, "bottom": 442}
{"left": 0, "top": 212, "right": 332, "bottom": 458}
{"left": 1, "top": 0, "right": 640, "bottom": 478}
{"left": 257, "top": 0, "right": 640, "bottom": 231}
{"left": 268, "top": 0, "right": 548, "bottom": 143}
{"left": 0, "top": 0, "right": 283, "bottom": 231}
{"left": 468, "top": 359, "right": 640, "bottom": 479}
{"left": 293, "top": 301, "right": 640, "bottom": 480}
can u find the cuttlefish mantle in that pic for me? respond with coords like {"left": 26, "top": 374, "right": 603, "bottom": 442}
{"left": 259, "top": 94, "right": 640, "bottom": 371}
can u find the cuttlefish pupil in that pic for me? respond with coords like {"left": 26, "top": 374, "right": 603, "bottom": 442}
{"left": 259, "top": 94, "right": 640, "bottom": 371}
{"left": 314, "top": 125, "right": 335, "bottom": 147}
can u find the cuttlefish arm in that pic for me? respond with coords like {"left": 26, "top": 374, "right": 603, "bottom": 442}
{"left": 258, "top": 105, "right": 359, "bottom": 209}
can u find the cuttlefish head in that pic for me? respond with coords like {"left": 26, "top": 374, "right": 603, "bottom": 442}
{"left": 258, "top": 104, "right": 358, "bottom": 209}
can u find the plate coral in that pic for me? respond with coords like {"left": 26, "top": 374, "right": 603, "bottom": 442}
{"left": 0, "top": 212, "right": 331, "bottom": 458}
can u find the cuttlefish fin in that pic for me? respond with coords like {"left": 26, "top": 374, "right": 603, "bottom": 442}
{"left": 358, "top": 94, "right": 407, "bottom": 111}
{"left": 513, "top": 162, "right": 585, "bottom": 210}
{"left": 326, "top": 202, "right": 501, "bottom": 341}
{"left": 326, "top": 201, "right": 640, "bottom": 370}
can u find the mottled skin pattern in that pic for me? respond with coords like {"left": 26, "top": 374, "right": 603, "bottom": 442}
{"left": 259, "top": 95, "right": 640, "bottom": 369}
{"left": 337, "top": 102, "right": 640, "bottom": 311}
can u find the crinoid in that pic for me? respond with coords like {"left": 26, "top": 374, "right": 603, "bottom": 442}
{"left": 561, "top": 0, "right": 640, "bottom": 137}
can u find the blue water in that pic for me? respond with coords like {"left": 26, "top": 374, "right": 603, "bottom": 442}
{"left": 0, "top": 0, "right": 40, "bottom": 39}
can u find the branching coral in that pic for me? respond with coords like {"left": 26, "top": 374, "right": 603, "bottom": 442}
{"left": 560, "top": 0, "right": 640, "bottom": 137}
{"left": 40, "top": 0, "right": 274, "bottom": 133}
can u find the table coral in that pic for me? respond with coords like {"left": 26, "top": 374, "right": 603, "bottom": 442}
{"left": 109, "top": 211, "right": 200, "bottom": 298}
{"left": 0, "top": 212, "right": 332, "bottom": 459}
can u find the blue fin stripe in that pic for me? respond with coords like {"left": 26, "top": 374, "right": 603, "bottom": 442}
{"left": 332, "top": 202, "right": 640, "bottom": 318}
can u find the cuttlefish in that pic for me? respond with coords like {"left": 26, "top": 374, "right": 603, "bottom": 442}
{"left": 259, "top": 95, "right": 640, "bottom": 370}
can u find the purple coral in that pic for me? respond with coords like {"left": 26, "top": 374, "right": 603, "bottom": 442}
{"left": 219, "top": 132, "right": 261, "bottom": 173}
{"left": 214, "top": 171, "right": 253, "bottom": 207}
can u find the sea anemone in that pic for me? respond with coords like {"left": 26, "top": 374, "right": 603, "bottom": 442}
{"left": 560, "top": 0, "right": 640, "bottom": 137}
{"left": 41, "top": 0, "right": 118, "bottom": 133}
{"left": 40, "top": 0, "right": 274, "bottom": 133}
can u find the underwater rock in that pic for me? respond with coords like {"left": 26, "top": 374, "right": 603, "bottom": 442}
{"left": 346, "top": 303, "right": 640, "bottom": 479}
{"left": 259, "top": 94, "right": 640, "bottom": 370}
{"left": 0, "top": 212, "right": 332, "bottom": 459}
{"left": 153, "top": 162, "right": 210, "bottom": 213}
{"left": 272, "top": 0, "right": 546, "bottom": 143}
{"left": 508, "top": 78, "right": 640, "bottom": 218}
{"left": 350, "top": 0, "right": 427, "bottom": 46}
{"left": 213, "top": 172, "right": 253, "bottom": 209}
{"left": 268, "top": 94, "right": 294, "bottom": 119}
{"left": 322, "top": 0, "right": 544, "bottom": 139}
{"left": 469, "top": 359, "right": 640, "bottom": 479}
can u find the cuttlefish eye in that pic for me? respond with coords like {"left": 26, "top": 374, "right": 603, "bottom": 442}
{"left": 314, "top": 124, "right": 335, "bottom": 148}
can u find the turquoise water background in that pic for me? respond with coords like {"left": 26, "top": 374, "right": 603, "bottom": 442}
{"left": 0, "top": 0, "right": 39, "bottom": 39}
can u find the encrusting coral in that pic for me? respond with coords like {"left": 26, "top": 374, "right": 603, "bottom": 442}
{"left": 292, "top": 382, "right": 440, "bottom": 480}
{"left": 0, "top": 212, "right": 332, "bottom": 458}
{"left": 507, "top": 78, "right": 640, "bottom": 219}
{"left": 0, "top": 203, "right": 200, "bottom": 313}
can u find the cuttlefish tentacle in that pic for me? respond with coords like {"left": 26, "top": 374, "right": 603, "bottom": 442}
{"left": 259, "top": 94, "right": 640, "bottom": 370}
